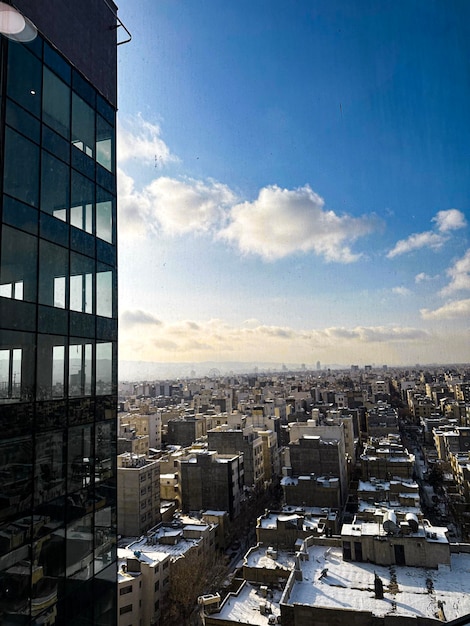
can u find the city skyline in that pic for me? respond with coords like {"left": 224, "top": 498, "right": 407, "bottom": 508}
{"left": 116, "top": 0, "right": 470, "bottom": 373}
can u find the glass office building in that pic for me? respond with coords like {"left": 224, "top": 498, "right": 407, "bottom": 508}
{"left": 0, "top": 1, "right": 118, "bottom": 624}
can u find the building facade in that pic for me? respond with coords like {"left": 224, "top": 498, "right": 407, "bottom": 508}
{"left": 117, "top": 454, "right": 161, "bottom": 536}
{"left": 0, "top": 1, "right": 118, "bottom": 623}
{"left": 179, "top": 450, "right": 243, "bottom": 519}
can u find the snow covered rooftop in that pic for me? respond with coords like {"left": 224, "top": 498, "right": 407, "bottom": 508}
{"left": 244, "top": 545, "right": 296, "bottom": 571}
{"left": 284, "top": 545, "right": 470, "bottom": 621}
{"left": 258, "top": 507, "right": 337, "bottom": 530}
{"left": 208, "top": 580, "right": 283, "bottom": 625}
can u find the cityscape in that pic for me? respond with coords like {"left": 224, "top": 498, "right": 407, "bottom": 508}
{"left": 0, "top": 1, "right": 470, "bottom": 626}
{"left": 116, "top": 363, "right": 470, "bottom": 625}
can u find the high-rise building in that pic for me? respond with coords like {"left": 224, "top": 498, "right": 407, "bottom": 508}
{"left": 0, "top": 1, "right": 118, "bottom": 624}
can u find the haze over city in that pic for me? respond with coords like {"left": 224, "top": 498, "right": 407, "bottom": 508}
{"left": 116, "top": 0, "right": 470, "bottom": 378}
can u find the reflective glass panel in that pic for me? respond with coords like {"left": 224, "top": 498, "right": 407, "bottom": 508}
{"left": 4, "top": 127, "right": 39, "bottom": 206}
{"left": 96, "top": 269, "right": 112, "bottom": 318}
{"left": 0, "top": 330, "right": 35, "bottom": 404}
{"left": 96, "top": 187, "right": 113, "bottom": 243}
{"left": 0, "top": 225, "right": 38, "bottom": 303}
{"left": 96, "top": 342, "right": 112, "bottom": 395}
{"left": 34, "top": 430, "right": 67, "bottom": 505}
{"left": 67, "top": 425, "right": 93, "bottom": 493}
{"left": 6, "top": 97, "right": 40, "bottom": 144}
{"left": 96, "top": 114, "right": 114, "bottom": 172}
{"left": 72, "top": 93, "right": 94, "bottom": 158}
{"left": 70, "top": 253, "right": 94, "bottom": 314}
{"left": 69, "top": 342, "right": 93, "bottom": 397}
{"left": 39, "top": 239, "right": 68, "bottom": 308}
{"left": 71, "top": 170, "right": 94, "bottom": 234}
{"left": 37, "top": 335, "right": 66, "bottom": 399}
{"left": 43, "top": 66, "right": 70, "bottom": 138}
{"left": 41, "top": 151, "right": 70, "bottom": 221}
{"left": 7, "top": 42, "right": 41, "bottom": 117}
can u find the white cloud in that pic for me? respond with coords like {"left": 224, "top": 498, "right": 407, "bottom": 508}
{"left": 143, "top": 176, "right": 236, "bottom": 236}
{"left": 415, "top": 272, "right": 434, "bottom": 283}
{"left": 317, "top": 325, "right": 428, "bottom": 343}
{"left": 118, "top": 171, "right": 236, "bottom": 236}
{"left": 117, "top": 115, "right": 178, "bottom": 166}
{"left": 421, "top": 298, "right": 470, "bottom": 320}
{"left": 121, "top": 310, "right": 163, "bottom": 327}
{"left": 439, "top": 249, "right": 470, "bottom": 296}
{"left": 119, "top": 313, "right": 430, "bottom": 364}
{"left": 391, "top": 286, "right": 411, "bottom": 296}
{"left": 387, "top": 231, "right": 444, "bottom": 258}
{"left": 387, "top": 208, "right": 467, "bottom": 259}
{"left": 432, "top": 208, "right": 467, "bottom": 233}
{"left": 119, "top": 169, "right": 378, "bottom": 263}
{"left": 219, "top": 185, "right": 378, "bottom": 263}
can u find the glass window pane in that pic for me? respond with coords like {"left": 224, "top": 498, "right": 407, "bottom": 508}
{"left": 42, "top": 125, "right": 70, "bottom": 164}
{"left": 4, "top": 127, "right": 39, "bottom": 206}
{"left": 69, "top": 342, "right": 93, "bottom": 397}
{"left": 96, "top": 270, "right": 112, "bottom": 318}
{"left": 0, "top": 330, "right": 35, "bottom": 404}
{"left": 34, "top": 430, "right": 66, "bottom": 505}
{"left": 70, "top": 253, "right": 94, "bottom": 314}
{"left": 71, "top": 170, "right": 94, "bottom": 234}
{"left": 96, "top": 187, "right": 113, "bottom": 243}
{"left": 67, "top": 512, "right": 94, "bottom": 579}
{"left": 96, "top": 342, "right": 112, "bottom": 395}
{"left": 7, "top": 42, "right": 41, "bottom": 117}
{"left": 3, "top": 196, "right": 39, "bottom": 235}
{"left": 37, "top": 335, "right": 66, "bottom": 399}
{"left": 43, "top": 67, "right": 70, "bottom": 138}
{"left": 39, "top": 240, "right": 68, "bottom": 308}
{"left": 0, "top": 348, "right": 20, "bottom": 399}
{"left": 72, "top": 92, "right": 95, "bottom": 158}
{"left": 0, "top": 225, "right": 38, "bottom": 303}
{"left": 6, "top": 97, "right": 40, "bottom": 144}
{"left": 41, "top": 151, "right": 70, "bottom": 221}
{"left": 96, "top": 114, "right": 114, "bottom": 172}
{"left": 44, "top": 42, "right": 71, "bottom": 84}
{"left": 67, "top": 425, "right": 93, "bottom": 491}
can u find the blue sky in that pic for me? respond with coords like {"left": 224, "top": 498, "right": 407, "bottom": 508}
{"left": 116, "top": 0, "right": 470, "bottom": 370}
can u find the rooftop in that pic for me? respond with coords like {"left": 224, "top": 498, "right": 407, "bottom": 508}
{"left": 284, "top": 545, "right": 470, "bottom": 621}
{"left": 208, "top": 580, "right": 283, "bottom": 625}
{"left": 244, "top": 545, "right": 296, "bottom": 572}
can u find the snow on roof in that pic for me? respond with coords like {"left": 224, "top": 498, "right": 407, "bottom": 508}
{"left": 184, "top": 523, "right": 210, "bottom": 532}
{"left": 341, "top": 520, "right": 448, "bottom": 543}
{"left": 209, "top": 580, "right": 283, "bottom": 625}
{"left": 285, "top": 545, "right": 470, "bottom": 621}
{"left": 258, "top": 507, "right": 335, "bottom": 530}
{"left": 244, "top": 545, "right": 296, "bottom": 571}
{"left": 357, "top": 502, "right": 421, "bottom": 516}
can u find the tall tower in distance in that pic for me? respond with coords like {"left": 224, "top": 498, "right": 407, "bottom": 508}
{"left": 0, "top": 1, "right": 118, "bottom": 624}
{"left": 316, "top": 360, "right": 321, "bottom": 371}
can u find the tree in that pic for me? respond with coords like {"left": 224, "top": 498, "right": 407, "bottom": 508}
{"left": 162, "top": 546, "right": 228, "bottom": 625}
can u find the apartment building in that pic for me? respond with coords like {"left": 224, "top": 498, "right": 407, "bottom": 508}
{"left": 178, "top": 450, "right": 243, "bottom": 519}
{"left": 288, "top": 434, "right": 348, "bottom": 504}
{"left": 207, "top": 425, "right": 265, "bottom": 491}
{"left": 117, "top": 454, "right": 161, "bottom": 536}
{"left": 361, "top": 436, "right": 415, "bottom": 480}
